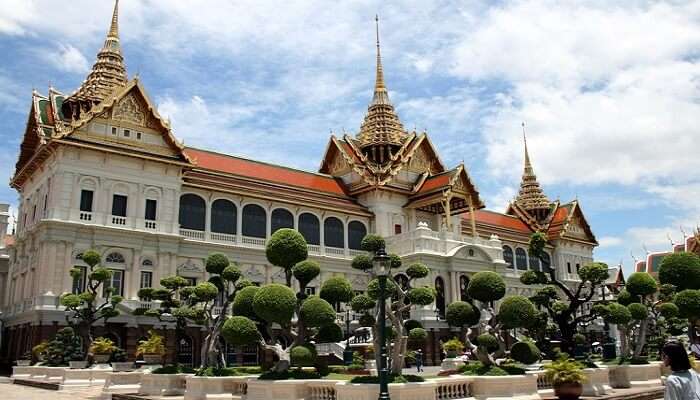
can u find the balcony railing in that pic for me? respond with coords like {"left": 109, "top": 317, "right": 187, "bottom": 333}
{"left": 180, "top": 228, "right": 205, "bottom": 240}
{"left": 145, "top": 220, "right": 157, "bottom": 230}
{"left": 79, "top": 211, "right": 93, "bottom": 221}
{"left": 111, "top": 216, "right": 127, "bottom": 226}
{"left": 210, "top": 232, "right": 237, "bottom": 244}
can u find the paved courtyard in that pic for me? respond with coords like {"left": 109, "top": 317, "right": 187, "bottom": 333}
{"left": 0, "top": 382, "right": 102, "bottom": 400}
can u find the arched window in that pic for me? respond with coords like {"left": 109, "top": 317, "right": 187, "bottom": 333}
{"left": 142, "top": 259, "right": 153, "bottom": 267}
{"left": 271, "top": 208, "right": 294, "bottom": 233}
{"left": 503, "top": 246, "right": 514, "bottom": 269}
{"left": 324, "top": 217, "right": 344, "bottom": 248}
{"left": 105, "top": 252, "right": 125, "bottom": 264}
{"left": 515, "top": 248, "right": 527, "bottom": 271}
{"left": 529, "top": 254, "right": 541, "bottom": 272}
{"left": 298, "top": 213, "right": 320, "bottom": 245}
{"left": 242, "top": 204, "right": 266, "bottom": 238}
{"left": 435, "top": 277, "right": 446, "bottom": 319}
{"left": 460, "top": 275, "right": 470, "bottom": 301}
{"left": 211, "top": 199, "right": 236, "bottom": 234}
{"left": 541, "top": 252, "right": 551, "bottom": 272}
{"left": 348, "top": 221, "right": 367, "bottom": 250}
{"left": 179, "top": 194, "right": 206, "bottom": 231}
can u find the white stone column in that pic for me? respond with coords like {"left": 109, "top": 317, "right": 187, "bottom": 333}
{"left": 128, "top": 250, "right": 141, "bottom": 299}
{"left": 236, "top": 201, "right": 243, "bottom": 238}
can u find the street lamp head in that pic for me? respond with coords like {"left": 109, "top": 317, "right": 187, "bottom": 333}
{"left": 372, "top": 246, "right": 391, "bottom": 277}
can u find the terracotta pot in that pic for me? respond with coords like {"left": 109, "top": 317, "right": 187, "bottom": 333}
{"left": 143, "top": 354, "right": 163, "bottom": 364}
{"left": 554, "top": 382, "right": 583, "bottom": 400}
{"left": 93, "top": 353, "right": 111, "bottom": 363}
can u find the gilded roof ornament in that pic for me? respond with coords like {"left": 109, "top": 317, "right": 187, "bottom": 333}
{"left": 515, "top": 123, "right": 551, "bottom": 218}
{"left": 69, "top": 0, "right": 127, "bottom": 103}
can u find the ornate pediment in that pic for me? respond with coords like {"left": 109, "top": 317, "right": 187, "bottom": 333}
{"left": 112, "top": 93, "right": 146, "bottom": 126}
{"left": 178, "top": 259, "right": 203, "bottom": 273}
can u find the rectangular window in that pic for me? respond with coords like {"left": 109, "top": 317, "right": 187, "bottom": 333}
{"left": 140, "top": 271, "right": 153, "bottom": 289}
{"left": 567, "top": 262, "right": 572, "bottom": 274}
{"left": 305, "top": 287, "right": 316, "bottom": 296}
{"left": 136, "top": 132, "right": 142, "bottom": 140}
{"left": 184, "top": 277, "right": 197, "bottom": 286}
{"left": 80, "top": 190, "right": 94, "bottom": 212}
{"left": 394, "top": 224, "right": 402, "bottom": 235}
{"left": 43, "top": 194, "right": 48, "bottom": 215}
{"left": 72, "top": 266, "right": 87, "bottom": 294}
{"left": 123, "top": 129, "right": 130, "bottom": 138}
{"left": 112, "top": 127, "right": 118, "bottom": 135}
{"left": 112, "top": 194, "right": 127, "bottom": 217}
{"left": 145, "top": 199, "right": 157, "bottom": 221}
{"left": 576, "top": 263, "right": 580, "bottom": 273}
{"left": 104, "top": 269, "right": 124, "bottom": 297}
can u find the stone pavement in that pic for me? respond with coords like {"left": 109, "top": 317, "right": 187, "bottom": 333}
{"left": 0, "top": 381, "right": 102, "bottom": 399}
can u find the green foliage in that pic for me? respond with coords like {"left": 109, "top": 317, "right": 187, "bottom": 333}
{"left": 258, "top": 369, "right": 322, "bottom": 380}
{"left": 222, "top": 265, "right": 241, "bottom": 282}
{"left": 616, "top": 289, "right": 634, "bottom": 306}
{"left": 367, "top": 277, "right": 397, "bottom": 299}
{"left": 136, "top": 330, "right": 165, "bottom": 355}
{"left": 265, "top": 228, "right": 308, "bottom": 268}
{"left": 467, "top": 271, "right": 506, "bottom": 302}
{"left": 46, "top": 327, "right": 84, "bottom": 365}
{"left": 360, "top": 234, "right": 385, "bottom": 253}
{"left": 32, "top": 341, "right": 49, "bottom": 358}
{"left": 359, "top": 313, "right": 375, "bottom": 327}
{"left": 407, "top": 287, "right": 435, "bottom": 306}
{"left": 462, "top": 362, "right": 509, "bottom": 376}
{"left": 193, "top": 282, "right": 219, "bottom": 301}
{"left": 404, "top": 319, "right": 423, "bottom": 332}
{"left": 605, "top": 303, "right": 632, "bottom": 325}
{"left": 111, "top": 347, "right": 127, "bottom": 362}
{"left": 674, "top": 289, "right": 700, "bottom": 319}
{"left": 292, "top": 260, "right": 321, "bottom": 287}
{"left": 406, "top": 263, "right": 429, "bottom": 279}
{"left": 253, "top": 284, "right": 296, "bottom": 324}
{"left": 351, "top": 254, "right": 373, "bottom": 271}
{"left": 627, "top": 303, "right": 648, "bottom": 320}
{"left": 138, "top": 287, "right": 155, "bottom": 300}
{"left": 510, "top": 341, "right": 541, "bottom": 364}
{"left": 81, "top": 250, "right": 101, "bottom": 267}
{"left": 530, "top": 285, "right": 559, "bottom": 306}
{"left": 161, "top": 275, "right": 190, "bottom": 289}
{"left": 350, "top": 294, "right": 376, "bottom": 312}
{"left": 498, "top": 295, "right": 537, "bottom": 329}
{"left": 222, "top": 316, "right": 260, "bottom": 346}
{"left": 446, "top": 301, "right": 480, "bottom": 328}
{"left": 299, "top": 296, "right": 336, "bottom": 327}
{"left": 408, "top": 327, "right": 427, "bottom": 342}
{"left": 152, "top": 364, "right": 196, "bottom": 374}
{"left": 552, "top": 301, "right": 569, "bottom": 314}
{"left": 578, "top": 262, "right": 610, "bottom": 284}
{"left": 442, "top": 338, "right": 464, "bottom": 352}
{"left": 477, "top": 334, "right": 499, "bottom": 352}
{"left": 319, "top": 276, "right": 354, "bottom": 304}
{"left": 89, "top": 337, "right": 116, "bottom": 354}
{"left": 528, "top": 231, "right": 547, "bottom": 258}
{"left": 626, "top": 272, "right": 658, "bottom": 298}
{"left": 659, "top": 252, "right": 700, "bottom": 291}
{"left": 205, "top": 253, "right": 230, "bottom": 274}
{"left": 232, "top": 285, "right": 259, "bottom": 318}
{"left": 657, "top": 302, "right": 680, "bottom": 319}
{"left": 69, "top": 267, "right": 83, "bottom": 279}
{"left": 349, "top": 374, "right": 424, "bottom": 384}
{"left": 520, "top": 270, "right": 547, "bottom": 285}
{"left": 573, "top": 333, "right": 586, "bottom": 345}
{"left": 195, "top": 367, "right": 240, "bottom": 376}
{"left": 235, "top": 279, "right": 254, "bottom": 291}
{"left": 290, "top": 344, "right": 317, "bottom": 367}
{"left": 316, "top": 324, "right": 344, "bottom": 343}
{"left": 89, "top": 267, "right": 112, "bottom": 282}
{"left": 389, "top": 254, "right": 402, "bottom": 269}
{"left": 60, "top": 293, "right": 81, "bottom": 308}
{"left": 591, "top": 304, "right": 609, "bottom": 319}
{"left": 543, "top": 358, "right": 587, "bottom": 386}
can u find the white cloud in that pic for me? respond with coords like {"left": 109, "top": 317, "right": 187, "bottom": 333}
{"left": 598, "top": 236, "right": 623, "bottom": 249}
{"left": 43, "top": 44, "right": 90, "bottom": 74}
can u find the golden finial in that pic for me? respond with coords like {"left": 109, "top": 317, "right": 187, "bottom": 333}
{"left": 374, "top": 15, "right": 386, "bottom": 92}
{"left": 108, "top": 0, "right": 120, "bottom": 38}
{"left": 522, "top": 122, "right": 531, "bottom": 169}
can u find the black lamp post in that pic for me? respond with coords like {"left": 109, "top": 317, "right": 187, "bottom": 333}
{"left": 343, "top": 306, "right": 354, "bottom": 365}
{"left": 373, "top": 246, "right": 391, "bottom": 400}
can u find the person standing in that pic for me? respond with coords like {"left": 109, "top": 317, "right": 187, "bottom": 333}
{"left": 690, "top": 341, "right": 700, "bottom": 360}
{"left": 662, "top": 342, "right": 700, "bottom": 400}
{"left": 415, "top": 349, "right": 424, "bottom": 373}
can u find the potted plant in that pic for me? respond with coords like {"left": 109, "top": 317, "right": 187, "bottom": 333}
{"left": 68, "top": 349, "right": 88, "bottom": 369}
{"left": 32, "top": 341, "right": 49, "bottom": 363}
{"left": 137, "top": 330, "right": 165, "bottom": 365}
{"left": 90, "top": 337, "right": 117, "bottom": 364}
{"left": 16, "top": 351, "right": 32, "bottom": 366}
{"left": 544, "top": 358, "right": 587, "bottom": 400}
{"left": 442, "top": 338, "right": 464, "bottom": 359}
{"left": 111, "top": 347, "right": 133, "bottom": 371}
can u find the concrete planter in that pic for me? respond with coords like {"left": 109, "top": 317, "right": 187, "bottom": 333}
{"left": 184, "top": 375, "right": 252, "bottom": 400}
{"left": 440, "top": 357, "right": 465, "bottom": 371}
{"left": 61, "top": 368, "right": 93, "bottom": 388}
{"left": 69, "top": 360, "right": 89, "bottom": 369}
{"left": 11, "top": 365, "right": 34, "bottom": 379}
{"left": 608, "top": 363, "right": 662, "bottom": 388}
{"left": 16, "top": 360, "right": 31, "bottom": 366}
{"left": 93, "top": 354, "right": 111, "bottom": 363}
{"left": 102, "top": 371, "right": 143, "bottom": 398}
{"left": 469, "top": 374, "right": 540, "bottom": 400}
{"left": 142, "top": 354, "right": 163, "bottom": 365}
{"left": 111, "top": 362, "right": 134, "bottom": 372}
{"left": 581, "top": 368, "right": 611, "bottom": 396}
{"left": 335, "top": 381, "right": 438, "bottom": 400}
{"left": 45, "top": 367, "right": 67, "bottom": 384}
{"left": 27, "top": 366, "right": 49, "bottom": 381}
{"left": 246, "top": 379, "right": 322, "bottom": 400}
{"left": 139, "top": 373, "right": 190, "bottom": 396}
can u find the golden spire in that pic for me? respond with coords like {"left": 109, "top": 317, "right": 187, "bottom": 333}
{"left": 515, "top": 123, "right": 551, "bottom": 219}
{"left": 69, "top": 0, "right": 127, "bottom": 103}
{"left": 357, "top": 15, "right": 406, "bottom": 162}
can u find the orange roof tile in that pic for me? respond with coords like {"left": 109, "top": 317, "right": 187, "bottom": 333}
{"left": 550, "top": 206, "right": 570, "bottom": 224}
{"left": 417, "top": 173, "right": 451, "bottom": 194}
{"left": 184, "top": 148, "right": 348, "bottom": 196}
{"left": 463, "top": 209, "right": 532, "bottom": 233}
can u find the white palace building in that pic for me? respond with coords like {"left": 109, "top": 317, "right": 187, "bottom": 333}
{"left": 0, "top": 2, "right": 603, "bottom": 367}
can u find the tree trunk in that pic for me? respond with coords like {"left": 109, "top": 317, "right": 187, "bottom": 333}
{"left": 475, "top": 346, "right": 495, "bottom": 366}
{"left": 618, "top": 327, "right": 629, "bottom": 359}
{"left": 263, "top": 342, "right": 290, "bottom": 372}
{"left": 633, "top": 319, "right": 648, "bottom": 358}
{"left": 390, "top": 336, "right": 407, "bottom": 375}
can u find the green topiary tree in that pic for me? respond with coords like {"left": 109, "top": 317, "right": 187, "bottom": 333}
{"left": 60, "top": 250, "right": 122, "bottom": 357}
{"left": 674, "top": 289, "right": 700, "bottom": 344}
{"left": 624, "top": 272, "right": 658, "bottom": 359}
{"left": 348, "top": 237, "right": 435, "bottom": 375}
{"left": 658, "top": 252, "right": 700, "bottom": 292}
{"left": 266, "top": 229, "right": 308, "bottom": 286}
{"left": 510, "top": 340, "right": 541, "bottom": 365}
{"left": 524, "top": 232, "right": 611, "bottom": 353}
{"left": 45, "top": 327, "right": 84, "bottom": 366}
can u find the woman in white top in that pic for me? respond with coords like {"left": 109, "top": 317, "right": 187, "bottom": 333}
{"left": 662, "top": 342, "right": 700, "bottom": 400}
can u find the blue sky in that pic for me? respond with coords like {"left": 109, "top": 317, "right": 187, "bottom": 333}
{"left": 1, "top": 0, "right": 699, "bottom": 275}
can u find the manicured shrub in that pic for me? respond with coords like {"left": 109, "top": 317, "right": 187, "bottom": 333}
{"left": 316, "top": 324, "right": 344, "bottom": 343}
{"left": 221, "top": 265, "right": 241, "bottom": 282}
{"left": 657, "top": 302, "right": 680, "bottom": 319}
{"left": 299, "top": 296, "right": 336, "bottom": 327}
{"left": 290, "top": 344, "right": 317, "bottom": 367}
{"left": 252, "top": 284, "right": 296, "bottom": 324}
{"left": 367, "top": 278, "right": 397, "bottom": 299}
{"left": 406, "top": 263, "right": 429, "bottom": 279}
{"left": 193, "top": 282, "right": 219, "bottom": 301}
{"left": 498, "top": 295, "right": 537, "bottom": 329}
{"left": 222, "top": 316, "right": 260, "bottom": 346}
{"left": 232, "top": 285, "right": 259, "bottom": 318}
{"left": 320, "top": 276, "right": 354, "bottom": 304}
{"left": 292, "top": 260, "right": 321, "bottom": 287}
{"left": 205, "top": 253, "right": 230, "bottom": 274}
{"left": 616, "top": 289, "right": 634, "bottom": 306}
{"left": 605, "top": 303, "right": 632, "bottom": 325}
{"left": 359, "top": 313, "right": 375, "bottom": 327}
{"left": 265, "top": 228, "right": 308, "bottom": 268}
{"left": 467, "top": 271, "right": 506, "bottom": 302}
{"left": 408, "top": 327, "right": 427, "bottom": 342}
{"left": 446, "top": 301, "right": 480, "bottom": 328}
{"left": 350, "top": 294, "right": 376, "bottom": 312}
{"left": 80, "top": 250, "right": 101, "bottom": 267}
{"left": 510, "top": 341, "right": 541, "bottom": 364}
{"left": 477, "top": 334, "right": 499, "bottom": 352}
{"left": 626, "top": 272, "right": 658, "bottom": 297}
{"left": 659, "top": 252, "right": 700, "bottom": 291}
{"left": 351, "top": 254, "right": 373, "bottom": 271}
{"left": 674, "top": 289, "right": 700, "bottom": 319}
{"left": 578, "top": 262, "right": 610, "bottom": 284}
{"left": 627, "top": 303, "right": 648, "bottom": 320}
{"left": 360, "top": 234, "right": 385, "bottom": 252}
{"left": 404, "top": 320, "right": 423, "bottom": 332}
{"left": 407, "top": 287, "right": 435, "bottom": 306}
